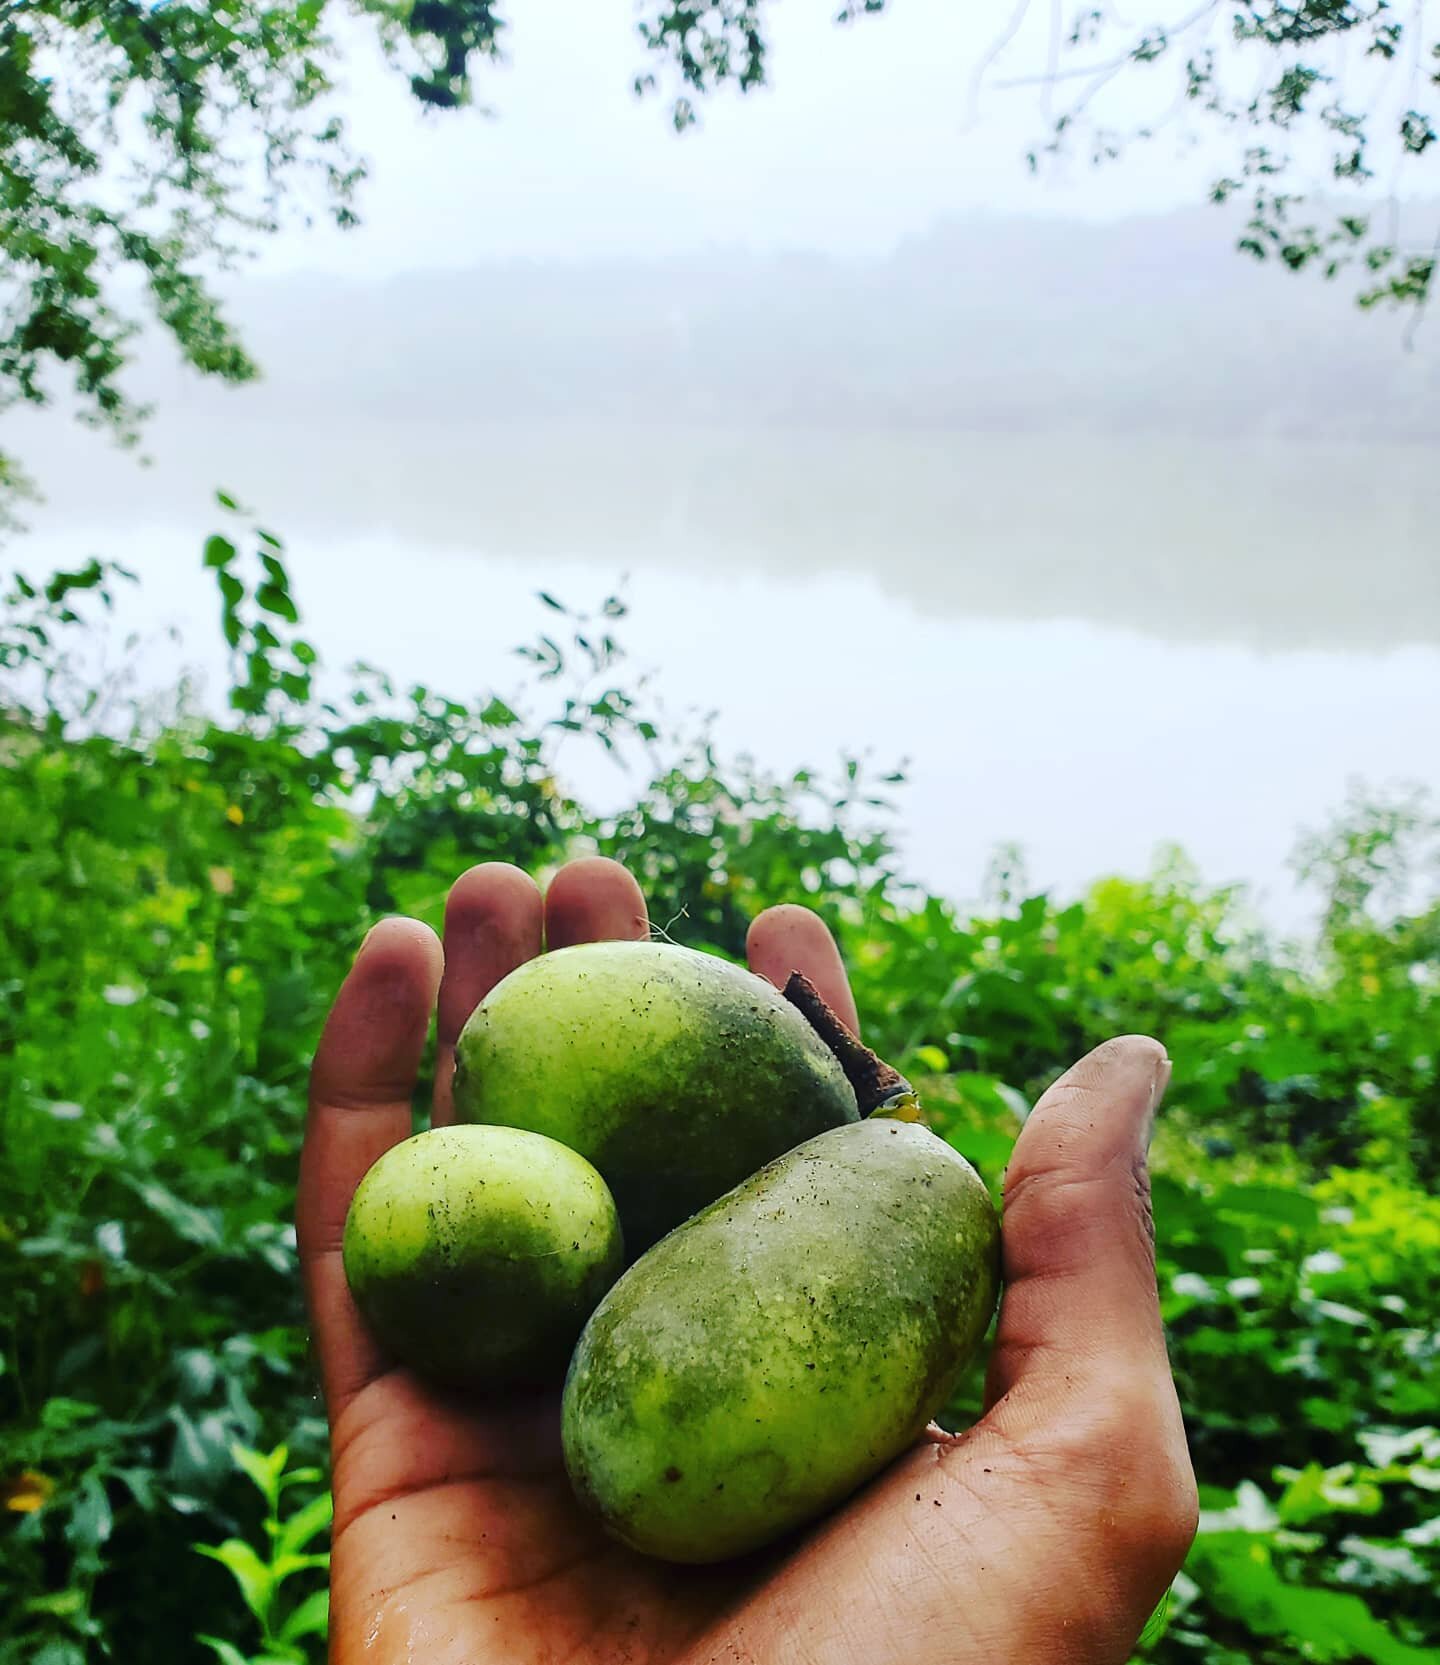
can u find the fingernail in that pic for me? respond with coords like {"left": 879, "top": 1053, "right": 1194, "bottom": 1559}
{"left": 1133, "top": 1055, "right": 1172, "bottom": 1154}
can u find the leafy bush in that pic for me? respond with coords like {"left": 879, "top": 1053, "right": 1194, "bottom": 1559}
{"left": 2, "top": 511, "right": 1436, "bottom": 1663}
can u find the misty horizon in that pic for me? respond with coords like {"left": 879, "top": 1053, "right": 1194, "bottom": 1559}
{"left": 11, "top": 203, "right": 1439, "bottom": 653}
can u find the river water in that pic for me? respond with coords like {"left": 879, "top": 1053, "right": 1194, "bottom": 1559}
{"left": 14, "top": 398, "right": 1439, "bottom": 931}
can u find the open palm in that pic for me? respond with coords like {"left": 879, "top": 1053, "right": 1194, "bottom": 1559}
{"left": 298, "top": 859, "right": 1197, "bottom": 1665}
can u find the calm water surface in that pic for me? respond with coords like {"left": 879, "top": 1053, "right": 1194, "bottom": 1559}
{"left": 22, "top": 415, "right": 1440, "bottom": 931}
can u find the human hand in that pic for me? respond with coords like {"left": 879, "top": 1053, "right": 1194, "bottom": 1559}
{"left": 299, "top": 857, "right": 1197, "bottom": 1664}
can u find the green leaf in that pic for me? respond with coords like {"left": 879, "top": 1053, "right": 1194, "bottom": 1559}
{"left": 256, "top": 583, "right": 299, "bottom": 623}
{"left": 1276, "top": 1462, "right": 1384, "bottom": 1525}
{"left": 40, "top": 1398, "right": 101, "bottom": 1432}
{"left": 196, "top": 1539, "right": 275, "bottom": 1625}
{"left": 941, "top": 1125, "right": 1015, "bottom": 1179}
{"left": 196, "top": 1639, "right": 250, "bottom": 1665}
{"left": 1249, "top": 1036, "right": 1329, "bottom": 1081}
{"left": 197, "top": 1640, "right": 297, "bottom": 1665}
{"left": 31, "top": 1640, "right": 87, "bottom": 1665}
{"left": 1137, "top": 1585, "right": 1172, "bottom": 1650}
{"left": 274, "top": 1490, "right": 332, "bottom": 1558}
{"left": 204, "top": 535, "right": 237, "bottom": 570}
{"left": 1214, "top": 1184, "right": 1320, "bottom": 1230}
{"left": 1198, "top": 1479, "right": 1278, "bottom": 1533}
{"left": 230, "top": 1444, "right": 288, "bottom": 1509}
{"left": 112, "top": 1466, "right": 158, "bottom": 1510}
{"left": 1192, "top": 1535, "right": 1440, "bottom": 1664}
{"left": 44, "top": 563, "right": 103, "bottom": 602}
{"left": 277, "top": 1586, "right": 330, "bottom": 1645}
{"left": 1359, "top": 1428, "right": 1440, "bottom": 1468}
{"left": 24, "top": 1589, "right": 87, "bottom": 1618}
{"left": 65, "top": 1471, "right": 114, "bottom": 1558}
{"left": 993, "top": 1081, "right": 1031, "bottom": 1123}
{"left": 269, "top": 1552, "right": 330, "bottom": 1584}
{"left": 479, "top": 697, "right": 519, "bottom": 727}
{"left": 1310, "top": 1298, "right": 1371, "bottom": 1328}
{"left": 124, "top": 1179, "right": 223, "bottom": 1247}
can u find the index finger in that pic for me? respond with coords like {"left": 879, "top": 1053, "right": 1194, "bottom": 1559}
{"left": 297, "top": 918, "right": 443, "bottom": 1416}
{"left": 431, "top": 863, "right": 544, "bottom": 1126}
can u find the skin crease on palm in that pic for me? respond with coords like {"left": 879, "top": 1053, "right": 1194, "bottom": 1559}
{"left": 298, "top": 857, "right": 1200, "bottom": 1665}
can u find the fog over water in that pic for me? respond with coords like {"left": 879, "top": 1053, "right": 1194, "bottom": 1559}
{"left": 9, "top": 64, "right": 1439, "bottom": 928}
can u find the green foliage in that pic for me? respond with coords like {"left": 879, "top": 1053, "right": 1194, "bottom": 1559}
{"left": 0, "top": 0, "right": 875, "bottom": 511}
{"left": 195, "top": 1444, "right": 331, "bottom": 1665}
{"left": 0, "top": 0, "right": 354, "bottom": 461}
{"left": 1144, "top": 1164, "right": 1440, "bottom": 1661}
{"left": 1, "top": 525, "right": 1437, "bottom": 1662}
{"left": 0, "top": 2, "right": 511, "bottom": 502}
{"left": 357, "top": 0, "right": 506, "bottom": 111}
{"left": 990, "top": 0, "right": 1440, "bottom": 312}
{"left": 633, "top": 1, "right": 768, "bottom": 132}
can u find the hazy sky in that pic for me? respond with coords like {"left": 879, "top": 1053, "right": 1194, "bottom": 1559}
{"left": 275, "top": 0, "right": 1235, "bottom": 273}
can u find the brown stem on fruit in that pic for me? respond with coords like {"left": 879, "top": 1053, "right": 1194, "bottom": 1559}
{"left": 783, "top": 971, "right": 917, "bottom": 1118}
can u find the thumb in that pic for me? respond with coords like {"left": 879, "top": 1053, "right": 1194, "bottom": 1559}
{"left": 983, "top": 1035, "right": 1172, "bottom": 1425}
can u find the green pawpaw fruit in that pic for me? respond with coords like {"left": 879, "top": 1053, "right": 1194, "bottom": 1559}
{"left": 343, "top": 1124, "right": 623, "bottom": 1389}
{"left": 452, "top": 941, "right": 859, "bottom": 1250}
{"left": 561, "top": 1117, "right": 1000, "bottom": 1562}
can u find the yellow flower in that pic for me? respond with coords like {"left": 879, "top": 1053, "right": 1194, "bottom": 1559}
{"left": 3, "top": 1470, "right": 54, "bottom": 1514}
{"left": 225, "top": 805, "right": 244, "bottom": 826}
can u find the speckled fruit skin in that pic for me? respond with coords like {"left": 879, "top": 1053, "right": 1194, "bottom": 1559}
{"left": 342, "top": 1125, "right": 623, "bottom": 1391}
{"left": 561, "top": 1118, "right": 1001, "bottom": 1564}
{"left": 451, "top": 941, "right": 859, "bottom": 1251}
